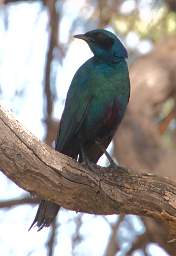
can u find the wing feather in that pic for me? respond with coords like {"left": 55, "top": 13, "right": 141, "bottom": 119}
{"left": 55, "top": 61, "right": 94, "bottom": 152}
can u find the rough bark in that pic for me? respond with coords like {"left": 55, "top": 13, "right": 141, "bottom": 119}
{"left": 0, "top": 105, "right": 176, "bottom": 240}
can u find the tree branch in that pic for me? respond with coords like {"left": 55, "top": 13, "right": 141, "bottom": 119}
{"left": 0, "top": 196, "right": 38, "bottom": 209}
{"left": 1, "top": 105, "right": 176, "bottom": 240}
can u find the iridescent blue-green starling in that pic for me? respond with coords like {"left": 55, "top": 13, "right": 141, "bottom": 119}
{"left": 30, "top": 29, "right": 130, "bottom": 230}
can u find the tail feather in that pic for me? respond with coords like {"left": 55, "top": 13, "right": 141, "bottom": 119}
{"left": 29, "top": 200, "right": 60, "bottom": 231}
{"left": 30, "top": 141, "right": 78, "bottom": 231}
{"left": 30, "top": 137, "right": 110, "bottom": 230}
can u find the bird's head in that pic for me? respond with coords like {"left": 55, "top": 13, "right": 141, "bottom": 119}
{"left": 74, "top": 29, "right": 128, "bottom": 63}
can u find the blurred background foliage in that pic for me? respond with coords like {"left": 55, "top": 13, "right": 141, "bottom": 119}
{"left": 0, "top": 0, "right": 176, "bottom": 255}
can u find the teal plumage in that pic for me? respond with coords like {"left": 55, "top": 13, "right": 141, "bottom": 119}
{"left": 30, "top": 29, "right": 130, "bottom": 230}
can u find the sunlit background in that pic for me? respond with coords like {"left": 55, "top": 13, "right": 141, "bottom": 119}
{"left": 0, "top": 0, "right": 176, "bottom": 255}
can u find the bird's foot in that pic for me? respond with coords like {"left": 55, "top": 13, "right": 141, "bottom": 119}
{"left": 109, "top": 160, "right": 118, "bottom": 170}
{"left": 95, "top": 140, "right": 118, "bottom": 170}
{"left": 104, "top": 150, "right": 118, "bottom": 170}
{"left": 79, "top": 144, "right": 98, "bottom": 171}
{"left": 82, "top": 157, "right": 98, "bottom": 172}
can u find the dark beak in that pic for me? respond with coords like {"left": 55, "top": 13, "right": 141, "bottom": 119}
{"left": 74, "top": 34, "right": 90, "bottom": 42}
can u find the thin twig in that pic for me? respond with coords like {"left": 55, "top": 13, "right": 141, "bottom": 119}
{"left": 0, "top": 196, "right": 38, "bottom": 209}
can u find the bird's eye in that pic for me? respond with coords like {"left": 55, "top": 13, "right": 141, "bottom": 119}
{"left": 85, "top": 31, "right": 114, "bottom": 49}
{"left": 95, "top": 34, "right": 114, "bottom": 50}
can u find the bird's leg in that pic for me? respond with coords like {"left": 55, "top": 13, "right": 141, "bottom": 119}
{"left": 79, "top": 144, "right": 97, "bottom": 171}
{"left": 95, "top": 140, "right": 117, "bottom": 169}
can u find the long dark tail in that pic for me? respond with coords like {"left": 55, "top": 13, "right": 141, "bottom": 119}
{"left": 29, "top": 137, "right": 110, "bottom": 231}
{"left": 29, "top": 200, "right": 60, "bottom": 231}
{"left": 29, "top": 140, "right": 79, "bottom": 231}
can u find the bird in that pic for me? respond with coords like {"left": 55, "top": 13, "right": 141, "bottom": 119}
{"left": 30, "top": 29, "right": 130, "bottom": 230}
